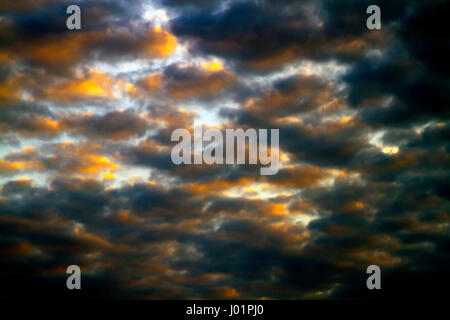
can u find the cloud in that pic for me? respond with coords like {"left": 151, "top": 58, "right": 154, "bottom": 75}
{"left": 1, "top": 142, "right": 118, "bottom": 177}
{"left": 41, "top": 69, "right": 116, "bottom": 102}
{"left": 1, "top": 2, "right": 177, "bottom": 71}
{"left": 61, "top": 110, "right": 149, "bottom": 140}
{"left": 135, "top": 63, "right": 234, "bottom": 99}
{"left": 242, "top": 73, "right": 341, "bottom": 117}
{"left": 169, "top": 1, "right": 387, "bottom": 71}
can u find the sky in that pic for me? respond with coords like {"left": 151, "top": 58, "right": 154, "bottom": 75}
{"left": 0, "top": 0, "right": 449, "bottom": 299}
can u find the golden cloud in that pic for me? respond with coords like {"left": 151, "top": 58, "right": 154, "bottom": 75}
{"left": 43, "top": 69, "right": 115, "bottom": 102}
{"left": 142, "top": 27, "right": 177, "bottom": 58}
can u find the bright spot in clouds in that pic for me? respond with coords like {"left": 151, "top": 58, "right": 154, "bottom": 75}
{"left": 143, "top": 8, "right": 169, "bottom": 27}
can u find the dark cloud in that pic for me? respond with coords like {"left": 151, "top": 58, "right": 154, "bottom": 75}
{"left": 170, "top": 1, "right": 318, "bottom": 70}
{"left": 170, "top": 0, "right": 392, "bottom": 71}
{"left": 344, "top": 52, "right": 450, "bottom": 126}
{"left": 0, "top": 102, "right": 59, "bottom": 137}
{"left": 0, "top": 0, "right": 175, "bottom": 74}
{"left": 163, "top": 63, "right": 234, "bottom": 99}
{"left": 62, "top": 109, "right": 150, "bottom": 140}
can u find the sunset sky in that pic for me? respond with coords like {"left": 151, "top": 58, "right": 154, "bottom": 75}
{"left": 0, "top": 0, "right": 449, "bottom": 299}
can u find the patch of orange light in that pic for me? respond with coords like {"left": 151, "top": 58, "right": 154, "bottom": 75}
{"left": 0, "top": 74, "right": 23, "bottom": 101}
{"left": 280, "top": 151, "right": 291, "bottom": 163}
{"left": 382, "top": 146, "right": 399, "bottom": 155}
{"left": 0, "top": 51, "right": 10, "bottom": 64}
{"left": 43, "top": 70, "right": 114, "bottom": 101}
{"left": 77, "top": 79, "right": 106, "bottom": 96}
{"left": 125, "top": 82, "right": 137, "bottom": 95}
{"left": 21, "top": 146, "right": 35, "bottom": 153}
{"left": 0, "top": 160, "right": 24, "bottom": 171}
{"left": 341, "top": 200, "right": 365, "bottom": 212}
{"left": 276, "top": 116, "right": 300, "bottom": 124}
{"left": 269, "top": 203, "right": 288, "bottom": 215}
{"left": 186, "top": 177, "right": 253, "bottom": 195}
{"left": 43, "top": 117, "right": 60, "bottom": 129}
{"left": 16, "top": 176, "right": 32, "bottom": 181}
{"left": 102, "top": 172, "right": 116, "bottom": 180}
{"left": 142, "top": 72, "right": 163, "bottom": 89}
{"left": 338, "top": 116, "right": 354, "bottom": 125}
{"left": 145, "top": 27, "right": 177, "bottom": 57}
{"left": 79, "top": 155, "right": 118, "bottom": 174}
{"left": 201, "top": 60, "right": 224, "bottom": 71}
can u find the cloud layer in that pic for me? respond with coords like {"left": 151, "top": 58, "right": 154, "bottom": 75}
{"left": 0, "top": 0, "right": 448, "bottom": 299}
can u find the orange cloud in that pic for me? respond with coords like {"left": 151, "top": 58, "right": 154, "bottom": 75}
{"left": 0, "top": 159, "right": 26, "bottom": 173}
{"left": 201, "top": 60, "right": 225, "bottom": 71}
{"left": 267, "top": 203, "right": 288, "bottom": 215}
{"left": 16, "top": 116, "right": 65, "bottom": 136}
{"left": 268, "top": 165, "right": 332, "bottom": 188}
{"left": 185, "top": 177, "right": 253, "bottom": 195}
{"left": 2, "top": 142, "right": 118, "bottom": 176}
{"left": 0, "top": 147, "right": 44, "bottom": 174}
{"left": 246, "top": 74, "right": 338, "bottom": 115}
{"left": 137, "top": 72, "right": 163, "bottom": 95}
{"left": 53, "top": 142, "right": 118, "bottom": 175}
{"left": 339, "top": 200, "right": 365, "bottom": 212}
{"left": 210, "top": 286, "right": 239, "bottom": 299}
{"left": 0, "top": 240, "right": 35, "bottom": 256}
{"left": 0, "top": 73, "right": 28, "bottom": 102}
{"left": 20, "top": 32, "right": 103, "bottom": 66}
{"left": 142, "top": 27, "right": 177, "bottom": 58}
{"left": 77, "top": 154, "right": 118, "bottom": 174}
{"left": 43, "top": 69, "right": 115, "bottom": 102}
{"left": 0, "top": 159, "right": 43, "bottom": 173}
